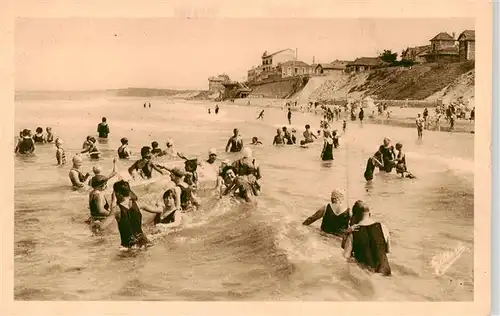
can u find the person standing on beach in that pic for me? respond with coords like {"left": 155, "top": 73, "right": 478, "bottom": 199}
{"left": 358, "top": 108, "right": 364, "bottom": 125}
{"left": 287, "top": 108, "right": 292, "bottom": 125}
{"left": 215, "top": 104, "right": 219, "bottom": 114}
{"left": 97, "top": 117, "right": 110, "bottom": 138}
{"left": 470, "top": 107, "right": 475, "bottom": 122}
{"left": 416, "top": 114, "right": 424, "bottom": 139}
{"left": 423, "top": 107, "right": 429, "bottom": 128}
{"left": 342, "top": 120, "right": 347, "bottom": 133}
{"left": 225, "top": 128, "right": 243, "bottom": 152}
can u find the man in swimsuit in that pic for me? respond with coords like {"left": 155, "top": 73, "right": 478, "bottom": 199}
{"left": 225, "top": 128, "right": 243, "bottom": 152}
{"left": 69, "top": 155, "right": 91, "bottom": 189}
{"left": 303, "top": 124, "right": 317, "bottom": 143}
{"left": 303, "top": 189, "right": 350, "bottom": 236}
{"left": 97, "top": 117, "right": 110, "bottom": 138}
{"left": 287, "top": 108, "right": 292, "bottom": 125}
{"left": 117, "top": 138, "right": 131, "bottom": 159}
{"left": 128, "top": 146, "right": 167, "bottom": 179}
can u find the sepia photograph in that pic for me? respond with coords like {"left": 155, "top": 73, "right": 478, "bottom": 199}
{"left": 2, "top": 0, "right": 493, "bottom": 314}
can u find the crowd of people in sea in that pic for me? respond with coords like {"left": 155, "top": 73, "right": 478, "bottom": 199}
{"left": 14, "top": 98, "right": 432, "bottom": 277}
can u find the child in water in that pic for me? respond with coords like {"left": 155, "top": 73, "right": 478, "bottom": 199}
{"left": 46, "top": 127, "right": 54, "bottom": 143}
{"left": 393, "top": 143, "right": 416, "bottom": 179}
{"left": 55, "top": 138, "right": 66, "bottom": 165}
{"left": 81, "top": 137, "right": 100, "bottom": 159}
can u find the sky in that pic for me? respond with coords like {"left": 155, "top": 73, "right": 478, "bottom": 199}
{"left": 15, "top": 18, "right": 474, "bottom": 91}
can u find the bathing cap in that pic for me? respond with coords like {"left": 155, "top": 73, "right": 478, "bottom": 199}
{"left": 55, "top": 138, "right": 63, "bottom": 145}
{"left": 330, "top": 189, "right": 345, "bottom": 202}
{"left": 242, "top": 147, "right": 252, "bottom": 158}
{"left": 209, "top": 148, "right": 217, "bottom": 156}
{"left": 90, "top": 175, "right": 108, "bottom": 188}
{"left": 92, "top": 165, "right": 103, "bottom": 174}
{"left": 72, "top": 155, "right": 83, "bottom": 165}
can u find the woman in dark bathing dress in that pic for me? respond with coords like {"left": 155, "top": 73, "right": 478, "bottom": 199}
{"left": 342, "top": 200, "right": 391, "bottom": 276}
{"left": 92, "top": 180, "right": 150, "bottom": 249}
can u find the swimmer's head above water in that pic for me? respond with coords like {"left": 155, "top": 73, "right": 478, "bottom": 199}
{"left": 330, "top": 189, "right": 345, "bottom": 204}
{"left": 151, "top": 141, "right": 159, "bottom": 149}
{"left": 140, "top": 146, "right": 152, "bottom": 159}
{"left": 351, "top": 200, "right": 370, "bottom": 225}
{"left": 90, "top": 175, "right": 108, "bottom": 189}
{"left": 72, "top": 155, "right": 83, "bottom": 168}
{"left": 395, "top": 142, "right": 403, "bottom": 150}
{"left": 162, "top": 188, "right": 176, "bottom": 208}
{"left": 207, "top": 148, "right": 217, "bottom": 163}
{"left": 55, "top": 138, "right": 63, "bottom": 147}
{"left": 121, "top": 137, "right": 128, "bottom": 145}
{"left": 92, "top": 165, "right": 102, "bottom": 175}
{"left": 36, "top": 127, "right": 43, "bottom": 134}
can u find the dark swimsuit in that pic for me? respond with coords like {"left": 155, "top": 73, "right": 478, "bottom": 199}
{"left": 322, "top": 140, "right": 334, "bottom": 161}
{"left": 351, "top": 223, "right": 391, "bottom": 276}
{"left": 18, "top": 137, "right": 35, "bottom": 154}
{"left": 70, "top": 168, "right": 86, "bottom": 187}
{"left": 320, "top": 204, "right": 350, "bottom": 235}
{"left": 154, "top": 209, "right": 177, "bottom": 225}
{"left": 229, "top": 137, "right": 243, "bottom": 152}
{"left": 33, "top": 134, "right": 44, "bottom": 143}
{"left": 116, "top": 200, "right": 149, "bottom": 248}
{"left": 118, "top": 146, "right": 129, "bottom": 159}
{"left": 47, "top": 134, "right": 54, "bottom": 143}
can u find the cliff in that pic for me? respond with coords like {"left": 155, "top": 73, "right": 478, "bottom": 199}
{"left": 301, "top": 61, "right": 475, "bottom": 105}
{"left": 247, "top": 76, "right": 309, "bottom": 99}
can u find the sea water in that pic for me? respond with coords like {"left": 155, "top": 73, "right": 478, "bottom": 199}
{"left": 14, "top": 94, "right": 474, "bottom": 301}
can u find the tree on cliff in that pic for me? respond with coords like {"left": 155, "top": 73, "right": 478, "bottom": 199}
{"left": 379, "top": 49, "right": 398, "bottom": 64}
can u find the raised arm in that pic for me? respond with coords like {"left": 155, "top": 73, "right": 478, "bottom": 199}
{"left": 302, "top": 205, "right": 327, "bottom": 226}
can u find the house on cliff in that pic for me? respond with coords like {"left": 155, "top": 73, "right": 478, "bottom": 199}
{"left": 346, "top": 57, "right": 388, "bottom": 73}
{"left": 279, "top": 60, "right": 314, "bottom": 78}
{"left": 315, "top": 60, "right": 349, "bottom": 74}
{"left": 423, "top": 32, "right": 460, "bottom": 63}
{"left": 458, "top": 30, "right": 475, "bottom": 60}
{"left": 261, "top": 49, "right": 296, "bottom": 72}
{"left": 401, "top": 45, "right": 431, "bottom": 64}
